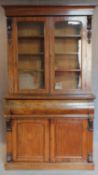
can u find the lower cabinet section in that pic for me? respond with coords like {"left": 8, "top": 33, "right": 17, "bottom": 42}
{"left": 6, "top": 116, "right": 94, "bottom": 169}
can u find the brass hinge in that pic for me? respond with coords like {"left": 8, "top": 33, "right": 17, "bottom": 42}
{"left": 7, "top": 153, "right": 13, "bottom": 162}
{"left": 6, "top": 118, "right": 12, "bottom": 132}
{"left": 87, "top": 153, "right": 93, "bottom": 163}
{"left": 88, "top": 118, "right": 93, "bottom": 132}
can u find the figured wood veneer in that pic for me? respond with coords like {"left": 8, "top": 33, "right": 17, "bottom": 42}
{"left": 3, "top": 5, "right": 95, "bottom": 170}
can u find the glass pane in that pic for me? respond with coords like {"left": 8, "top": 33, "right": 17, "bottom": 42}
{"left": 17, "top": 21, "right": 45, "bottom": 90}
{"left": 54, "top": 21, "right": 82, "bottom": 90}
{"left": 55, "top": 21, "right": 81, "bottom": 36}
{"left": 55, "top": 72, "right": 81, "bottom": 90}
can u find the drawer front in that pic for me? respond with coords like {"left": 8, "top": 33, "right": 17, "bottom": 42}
{"left": 5, "top": 99, "right": 94, "bottom": 115}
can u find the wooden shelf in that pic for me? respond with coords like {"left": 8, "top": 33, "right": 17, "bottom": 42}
{"left": 55, "top": 69, "right": 81, "bottom": 72}
{"left": 55, "top": 35, "right": 81, "bottom": 38}
{"left": 19, "top": 69, "right": 44, "bottom": 73}
{"left": 18, "top": 35, "right": 44, "bottom": 39}
{"left": 55, "top": 52, "right": 78, "bottom": 55}
{"left": 18, "top": 53, "right": 44, "bottom": 56}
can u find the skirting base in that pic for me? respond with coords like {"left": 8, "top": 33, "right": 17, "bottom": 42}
{"left": 5, "top": 162, "right": 94, "bottom": 170}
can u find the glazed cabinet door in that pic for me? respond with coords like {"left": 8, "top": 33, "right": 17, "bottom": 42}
{"left": 8, "top": 17, "right": 49, "bottom": 94}
{"left": 11, "top": 119, "right": 49, "bottom": 162}
{"left": 50, "top": 118, "right": 88, "bottom": 162}
{"left": 50, "top": 16, "right": 88, "bottom": 94}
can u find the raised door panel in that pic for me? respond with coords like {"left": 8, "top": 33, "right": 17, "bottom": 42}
{"left": 50, "top": 118, "right": 88, "bottom": 162}
{"left": 12, "top": 119, "right": 49, "bottom": 162}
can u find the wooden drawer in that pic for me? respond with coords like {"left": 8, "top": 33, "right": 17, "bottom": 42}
{"left": 5, "top": 99, "right": 94, "bottom": 115}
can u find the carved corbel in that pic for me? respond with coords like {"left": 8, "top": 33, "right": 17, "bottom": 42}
{"left": 87, "top": 16, "right": 92, "bottom": 44}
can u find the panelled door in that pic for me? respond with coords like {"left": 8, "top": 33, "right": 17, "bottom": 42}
{"left": 50, "top": 118, "right": 88, "bottom": 162}
{"left": 9, "top": 117, "right": 89, "bottom": 163}
{"left": 12, "top": 119, "right": 49, "bottom": 162}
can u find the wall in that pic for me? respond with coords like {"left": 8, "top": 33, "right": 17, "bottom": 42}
{"left": 0, "top": 0, "right": 98, "bottom": 174}
{"left": 0, "top": 0, "right": 97, "bottom": 5}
